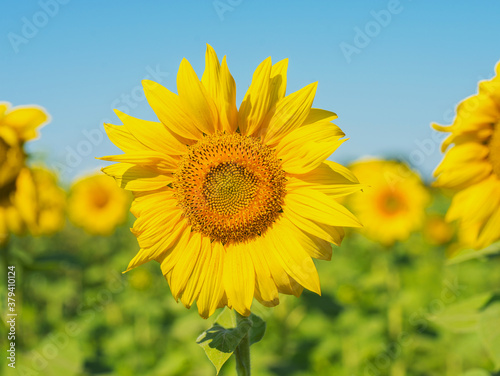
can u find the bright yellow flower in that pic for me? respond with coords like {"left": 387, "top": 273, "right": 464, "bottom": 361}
{"left": 68, "top": 174, "right": 130, "bottom": 235}
{"left": 30, "top": 167, "right": 66, "bottom": 235}
{"left": 347, "top": 159, "right": 429, "bottom": 246}
{"left": 0, "top": 102, "right": 48, "bottom": 142}
{"left": 0, "top": 103, "right": 49, "bottom": 244}
{"left": 433, "top": 61, "right": 500, "bottom": 249}
{"left": 7, "top": 167, "right": 66, "bottom": 237}
{"left": 100, "top": 45, "right": 362, "bottom": 318}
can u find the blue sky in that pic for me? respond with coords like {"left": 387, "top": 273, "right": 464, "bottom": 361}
{"left": 1, "top": 0, "right": 499, "bottom": 182}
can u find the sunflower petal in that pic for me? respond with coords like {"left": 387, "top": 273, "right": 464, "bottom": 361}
{"left": 238, "top": 57, "right": 272, "bottom": 136}
{"left": 177, "top": 58, "right": 218, "bottom": 134}
{"left": 286, "top": 188, "right": 361, "bottom": 228}
{"left": 142, "top": 79, "right": 202, "bottom": 140}
{"left": 262, "top": 82, "right": 317, "bottom": 145}
{"left": 223, "top": 242, "right": 255, "bottom": 316}
{"left": 196, "top": 242, "right": 226, "bottom": 319}
{"left": 102, "top": 163, "right": 172, "bottom": 191}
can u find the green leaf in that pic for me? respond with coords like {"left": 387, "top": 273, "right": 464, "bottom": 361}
{"left": 431, "top": 292, "right": 492, "bottom": 333}
{"left": 196, "top": 309, "right": 253, "bottom": 374}
{"left": 479, "top": 301, "right": 500, "bottom": 370}
{"left": 447, "top": 240, "right": 500, "bottom": 265}
{"left": 248, "top": 313, "right": 266, "bottom": 345}
{"left": 460, "top": 369, "right": 491, "bottom": 376}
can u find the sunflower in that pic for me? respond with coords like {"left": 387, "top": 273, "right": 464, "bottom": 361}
{"left": 433, "top": 61, "right": 500, "bottom": 249}
{"left": 29, "top": 167, "right": 66, "bottom": 236}
{"left": 0, "top": 102, "right": 49, "bottom": 244}
{"left": 68, "top": 174, "right": 131, "bottom": 235}
{"left": 100, "top": 45, "right": 362, "bottom": 318}
{"left": 423, "top": 214, "right": 454, "bottom": 246}
{"left": 346, "top": 159, "right": 429, "bottom": 246}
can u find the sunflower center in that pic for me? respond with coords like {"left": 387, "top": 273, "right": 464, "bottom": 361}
{"left": 92, "top": 188, "right": 110, "bottom": 209}
{"left": 379, "top": 190, "right": 405, "bottom": 215}
{"left": 489, "top": 123, "right": 500, "bottom": 177}
{"left": 203, "top": 163, "right": 258, "bottom": 216}
{"left": 173, "top": 132, "right": 286, "bottom": 245}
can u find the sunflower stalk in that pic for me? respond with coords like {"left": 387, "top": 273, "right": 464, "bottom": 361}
{"left": 234, "top": 311, "right": 251, "bottom": 376}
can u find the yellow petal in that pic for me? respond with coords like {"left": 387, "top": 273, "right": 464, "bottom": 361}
{"left": 285, "top": 219, "right": 333, "bottom": 261}
{"left": 196, "top": 242, "right": 226, "bottom": 319}
{"left": 434, "top": 161, "right": 492, "bottom": 189}
{"left": 284, "top": 209, "right": 344, "bottom": 246}
{"left": 223, "top": 242, "right": 255, "bottom": 316}
{"left": 258, "top": 235, "right": 303, "bottom": 297}
{"left": 266, "top": 219, "right": 321, "bottom": 295}
{"left": 177, "top": 58, "right": 218, "bottom": 134}
{"left": 269, "top": 58, "right": 288, "bottom": 106}
{"left": 434, "top": 142, "right": 489, "bottom": 176}
{"left": 286, "top": 188, "right": 361, "bottom": 228}
{"left": 247, "top": 236, "right": 279, "bottom": 307}
{"left": 303, "top": 108, "right": 338, "bottom": 125}
{"left": 98, "top": 151, "right": 178, "bottom": 173}
{"left": 238, "top": 57, "right": 272, "bottom": 136}
{"left": 114, "top": 110, "right": 187, "bottom": 155}
{"left": 102, "top": 163, "right": 172, "bottom": 191}
{"left": 142, "top": 79, "right": 202, "bottom": 140}
{"left": 278, "top": 122, "right": 346, "bottom": 174}
{"left": 168, "top": 232, "right": 203, "bottom": 300}
{"left": 201, "top": 45, "right": 238, "bottom": 133}
{"left": 181, "top": 236, "right": 212, "bottom": 308}
{"left": 262, "top": 82, "right": 317, "bottom": 145}
{"left": 126, "top": 217, "right": 187, "bottom": 272}
{"left": 287, "top": 161, "right": 362, "bottom": 197}
{"left": 1, "top": 105, "right": 49, "bottom": 141}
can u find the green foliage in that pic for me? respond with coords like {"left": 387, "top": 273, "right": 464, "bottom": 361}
{"left": 1, "top": 190, "right": 500, "bottom": 376}
{"left": 197, "top": 308, "right": 266, "bottom": 374}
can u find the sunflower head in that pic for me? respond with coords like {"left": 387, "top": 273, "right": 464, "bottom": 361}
{"left": 0, "top": 103, "right": 49, "bottom": 244}
{"left": 100, "top": 45, "right": 362, "bottom": 318}
{"left": 68, "top": 174, "right": 131, "bottom": 236}
{"left": 423, "top": 214, "right": 454, "bottom": 246}
{"left": 347, "top": 159, "right": 429, "bottom": 246}
{"left": 433, "top": 61, "right": 500, "bottom": 249}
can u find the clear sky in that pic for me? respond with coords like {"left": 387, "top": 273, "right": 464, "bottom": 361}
{"left": 1, "top": 0, "right": 499, "bottom": 183}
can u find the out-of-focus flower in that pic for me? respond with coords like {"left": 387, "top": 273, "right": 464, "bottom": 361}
{"left": 347, "top": 159, "right": 429, "bottom": 246}
{"left": 68, "top": 174, "right": 130, "bottom": 235}
{"left": 423, "top": 214, "right": 454, "bottom": 246}
{"left": 0, "top": 103, "right": 49, "bottom": 245}
{"left": 433, "top": 61, "right": 500, "bottom": 249}
{"left": 100, "top": 45, "right": 362, "bottom": 318}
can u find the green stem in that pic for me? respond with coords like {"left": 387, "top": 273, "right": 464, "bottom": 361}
{"left": 234, "top": 311, "right": 251, "bottom": 376}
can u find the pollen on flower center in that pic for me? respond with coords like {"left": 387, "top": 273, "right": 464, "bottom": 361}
{"left": 203, "top": 162, "right": 258, "bottom": 216}
{"left": 173, "top": 132, "right": 287, "bottom": 244}
{"left": 489, "top": 123, "right": 500, "bottom": 177}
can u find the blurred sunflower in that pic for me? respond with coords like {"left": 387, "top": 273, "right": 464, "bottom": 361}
{"left": 68, "top": 174, "right": 130, "bottom": 235}
{"left": 423, "top": 214, "right": 454, "bottom": 246}
{"left": 347, "top": 159, "right": 429, "bottom": 246}
{"left": 0, "top": 102, "right": 49, "bottom": 244}
{"left": 100, "top": 45, "right": 362, "bottom": 318}
{"left": 433, "top": 61, "right": 500, "bottom": 249}
{"left": 29, "top": 167, "right": 66, "bottom": 236}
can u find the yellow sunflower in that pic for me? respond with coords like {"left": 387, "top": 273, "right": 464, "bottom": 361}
{"left": 68, "top": 174, "right": 131, "bottom": 235}
{"left": 433, "top": 61, "right": 500, "bottom": 249}
{"left": 347, "top": 159, "right": 429, "bottom": 246}
{"left": 0, "top": 102, "right": 49, "bottom": 244}
{"left": 100, "top": 45, "right": 362, "bottom": 318}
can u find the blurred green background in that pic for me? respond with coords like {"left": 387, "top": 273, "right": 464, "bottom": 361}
{"left": 2, "top": 188, "right": 500, "bottom": 376}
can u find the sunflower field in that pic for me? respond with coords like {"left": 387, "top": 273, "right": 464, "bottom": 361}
{"left": 2, "top": 2, "right": 500, "bottom": 376}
